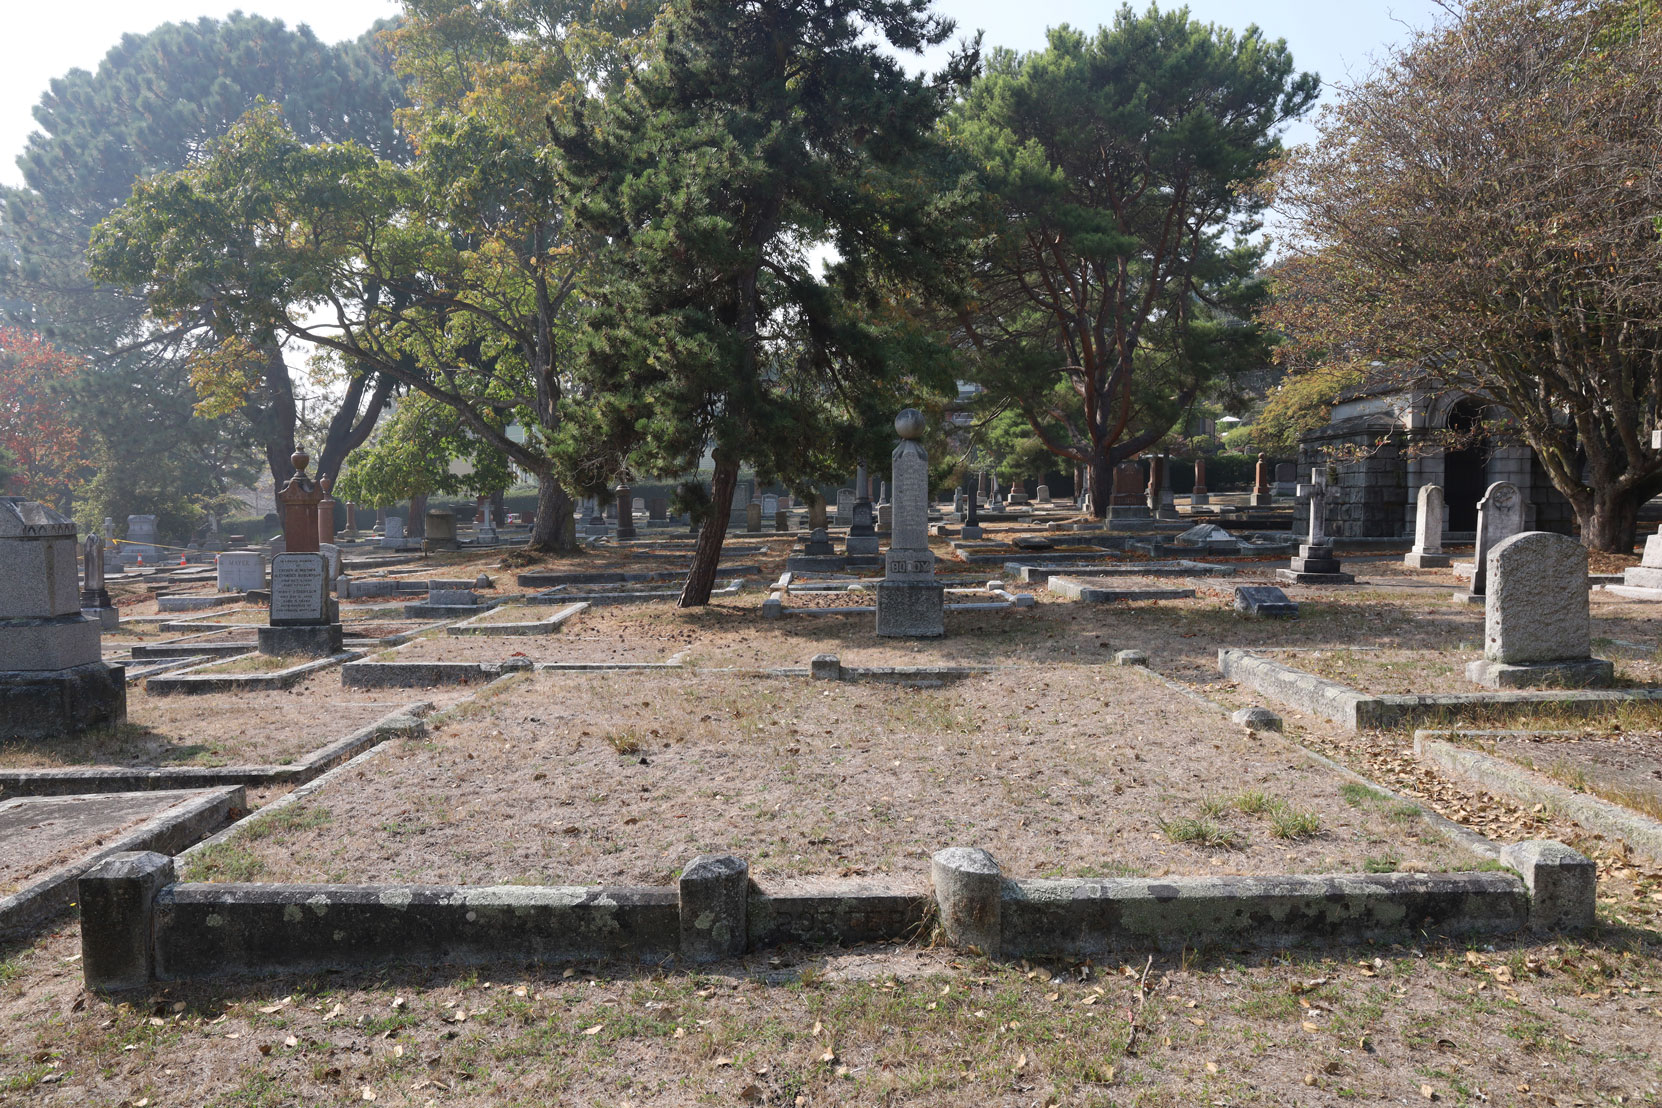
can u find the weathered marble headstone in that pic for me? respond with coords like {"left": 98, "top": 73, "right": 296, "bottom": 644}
{"left": 876, "top": 409, "right": 943, "bottom": 637}
{"left": 775, "top": 508, "right": 790, "bottom": 532}
{"left": 216, "top": 552, "right": 265, "bottom": 593}
{"left": 0, "top": 498, "right": 125, "bottom": 737}
{"left": 1234, "top": 585, "right": 1298, "bottom": 619}
{"left": 1459, "top": 481, "right": 1522, "bottom": 603}
{"left": 835, "top": 488, "right": 855, "bottom": 527}
{"left": 425, "top": 509, "right": 459, "bottom": 552}
{"left": 1277, "top": 466, "right": 1355, "bottom": 584}
{"left": 1036, "top": 484, "right": 1051, "bottom": 504}
{"left": 381, "top": 516, "right": 405, "bottom": 549}
{"left": 762, "top": 494, "right": 779, "bottom": 517}
{"left": 1405, "top": 484, "right": 1451, "bottom": 568}
{"left": 1467, "top": 532, "right": 1611, "bottom": 689}
{"left": 745, "top": 501, "right": 762, "bottom": 533}
{"left": 317, "top": 542, "right": 342, "bottom": 583}
{"left": 808, "top": 496, "right": 828, "bottom": 530}
{"left": 81, "top": 534, "right": 118, "bottom": 629}
{"left": 125, "top": 514, "right": 158, "bottom": 559}
{"left": 845, "top": 498, "right": 880, "bottom": 556}
{"left": 802, "top": 527, "right": 836, "bottom": 556}
{"left": 1614, "top": 530, "right": 1662, "bottom": 596}
{"left": 952, "top": 489, "right": 966, "bottom": 518}
{"left": 475, "top": 507, "right": 498, "bottom": 544}
{"left": 260, "top": 552, "right": 342, "bottom": 656}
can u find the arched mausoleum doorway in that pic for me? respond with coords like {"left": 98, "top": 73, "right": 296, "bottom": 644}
{"left": 1442, "top": 399, "right": 1488, "bottom": 532}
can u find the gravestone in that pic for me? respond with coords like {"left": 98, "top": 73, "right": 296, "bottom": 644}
{"left": 1036, "top": 485, "right": 1051, "bottom": 504}
{"left": 1467, "top": 532, "right": 1611, "bottom": 689}
{"left": 1234, "top": 585, "right": 1298, "bottom": 619}
{"left": 425, "top": 509, "right": 459, "bottom": 552}
{"left": 125, "top": 514, "right": 158, "bottom": 559}
{"left": 1175, "top": 523, "right": 1239, "bottom": 554}
{"left": 81, "top": 533, "right": 118, "bottom": 629}
{"left": 475, "top": 507, "right": 498, "bottom": 544}
{"left": 1007, "top": 480, "right": 1029, "bottom": 506}
{"left": 1405, "top": 484, "right": 1451, "bottom": 568}
{"left": 276, "top": 452, "right": 322, "bottom": 553}
{"left": 317, "top": 543, "right": 342, "bottom": 584}
{"left": 1614, "top": 531, "right": 1662, "bottom": 597}
{"left": 802, "top": 527, "right": 836, "bottom": 556}
{"left": 961, "top": 492, "right": 984, "bottom": 540}
{"left": 1189, "top": 459, "right": 1209, "bottom": 506}
{"left": 876, "top": 409, "right": 944, "bottom": 637}
{"left": 745, "top": 501, "right": 762, "bottom": 533}
{"left": 952, "top": 489, "right": 966, "bottom": 518}
{"left": 845, "top": 499, "right": 880, "bottom": 556}
{"left": 615, "top": 484, "right": 637, "bottom": 540}
{"left": 775, "top": 509, "right": 790, "bottom": 532}
{"left": 1251, "top": 453, "right": 1273, "bottom": 507}
{"left": 877, "top": 503, "right": 893, "bottom": 532}
{"left": 1277, "top": 466, "right": 1355, "bottom": 584}
{"left": 317, "top": 477, "right": 337, "bottom": 545}
{"left": 1274, "top": 462, "right": 1297, "bottom": 498}
{"left": 835, "top": 488, "right": 855, "bottom": 527}
{"left": 381, "top": 516, "right": 405, "bottom": 550}
{"left": 1457, "top": 482, "right": 1523, "bottom": 604}
{"left": 1108, "top": 461, "right": 1150, "bottom": 521}
{"left": 0, "top": 498, "right": 125, "bottom": 738}
{"left": 647, "top": 496, "right": 668, "bottom": 522}
{"left": 762, "top": 494, "right": 778, "bottom": 516}
{"left": 266, "top": 534, "right": 286, "bottom": 557}
{"left": 216, "top": 552, "right": 265, "bottom": 593}
{"left": 259, "top": 552, "right": 342, "bottom": 657}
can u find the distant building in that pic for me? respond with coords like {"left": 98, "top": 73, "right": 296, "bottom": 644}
{"left": 1297, "top": 379, "right": 1574, "bottom": 541}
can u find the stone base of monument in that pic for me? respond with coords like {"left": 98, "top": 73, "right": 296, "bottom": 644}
{"left": 1452, "top": 591, "right": 1487, "bottom": 606}
{"left": 1404, "top": 551, "right": 1452, "bottom": 569}
{"left": 1275, "top": 545, "right": 1355, "bottom": 585}
{"left": 960, "top": 524, "right": 983, "bottom": 540}
{"left": 875, "top": 581, "right": 945, "bottom": 637}
{"left": 1106, "top": 504, "right": 1151, "bottom": 521}
{"left": 845, "top": 534, "right": 880, "bottom": 556}
{"left": 85, "top": 606, "right": 120, "bottom": 631}
{"left": 1250, "top": 493, "right": 1274, "bottom": 507}
{"left": 0, "top": 661, "right": 127, "bottom": 739}
{"left": 1604, "top": 585, "right": 1662, "bottom": 601}
{"left": 257, "top": 624, "right": 344, "bottom": 658}
{"left": 1189, "top": 493, "right": 1209, "bottom": 506}
{"left": 1466, "top": 657, "right": 1614, "bottom": 690}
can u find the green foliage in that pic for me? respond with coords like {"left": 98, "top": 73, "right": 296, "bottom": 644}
{"left": 1, "top": 13, "right": 407, "bottom": 525}
{"left": 1244, "top": 364, "right": 1363, "bottom": 456}
{"left": 332, "top": 394, "right": 513, "bottom": 507}
{"left": 550, "top": 0, "right": 979, "bottom": 519}
{"left": 950, "top": 9, "right": 1318, "bottom": 512}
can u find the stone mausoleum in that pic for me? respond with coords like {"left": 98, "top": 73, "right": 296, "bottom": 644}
{"left": 1296, "top": 380, "right": 1575, "bottom": 542}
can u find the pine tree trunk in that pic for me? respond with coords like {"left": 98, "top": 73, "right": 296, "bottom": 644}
{"left": 530, "top": 476, "right": 575, "bottom": 553}
{"left": 1088, "top": 452, "right": 1111, "bottom": 518}
{"left": 679, "top": 456, "right": 740, "bottom": 608}
{"left": 1580, "top": 487, "right": 1640, "bottom": 554}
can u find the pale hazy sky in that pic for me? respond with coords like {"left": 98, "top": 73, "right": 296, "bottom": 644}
{"left": 3, "top": 0, "right": 1449, "bottom": 189}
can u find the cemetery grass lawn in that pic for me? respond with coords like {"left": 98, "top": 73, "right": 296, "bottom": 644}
{"left": 0, "top": 676, "right": 464, "bottom": 770}
{"left": 187, "top": 668, "right": 1478, "bottom": 889}
{"left": 2, "top": 919, "right": 1660, "bottom": 1106}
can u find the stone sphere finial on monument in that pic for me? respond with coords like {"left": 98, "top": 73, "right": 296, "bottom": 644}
{"left": 895, "top": 408, "right": 926, "bottom": 441}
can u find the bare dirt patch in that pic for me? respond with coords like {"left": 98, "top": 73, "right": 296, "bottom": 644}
{"left": 193, "top": 667, "right": 1475, "bottom": 888}
{"left": 1472, "top": 730, "right": 1662, "bottom": 822}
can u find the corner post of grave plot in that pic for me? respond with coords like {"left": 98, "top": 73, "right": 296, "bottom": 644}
{"left": 679, "top": 854, "right": 749, "bottom": 962}
{"left": 810, "top": 654, "right": 842, "bottom": 680}
{"left": 79, "top": 851, "right": 175, "bottom": 991}
{"left": 1501, "top": 840, "right": 1596, "bottom": 933}
{"left": 932, "top": 847, "right": 1002, "bottom": 957}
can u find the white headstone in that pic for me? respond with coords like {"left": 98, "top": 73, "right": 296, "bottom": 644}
{"left": 762, "top": 494, "right": 778, "bottom": 516}
{"left": 125, "top": 514, "right": 158, "bottom": 557}
{"left": 1412, "top": 484, "right": 1446, "bottom": 555}
{"left": 216, "top": 552, "right": 266, "bottom": 593}
{"left": 382, "top": 516, "right": 404, "bottom": 549}
{"left": 269, "top": 553, "right": 329, "bottom": 625}
{"left": 1294, "top": 467, "right": 1329, "bottom": 545}
{"left": 317, "top": 542, "right": 342, "bottom": 581}
{"left": 1470, "top": 482, "right": 1523, "bottom": 596}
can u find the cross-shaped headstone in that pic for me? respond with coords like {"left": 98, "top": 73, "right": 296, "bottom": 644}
{"left": 1295, "top": 467, "right": 1329, "bottom": 546}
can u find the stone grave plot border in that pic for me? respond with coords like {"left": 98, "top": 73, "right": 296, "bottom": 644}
{"left": 448, "top": 600, "right": 588, "bottom": 636}
{"left": 525, "top": 577, "right": 751, "bottom": 607}
{"left": 339, "top": 636, "right": 691, "bottom": 688}
{"left": 1006, "top": 560, "right": 1236, "bottom": 585}
{"left": 77, "top": 826, "right": 1592, "bottom": 989}
{"left": 0, "top": 786, "right": 243, "bottom": 939}
{"left": 1415, "top": 731, "right": 1662, "bottom": 862}
{"left": 760, "top": 574, "right": 1034, "bottom": 619}
{"left": 1046, "top": 576, "right": 1196, "bottom": 603}
{"left": 154, "top": 592, "right": 246, "bottom": 613}
{"left": 143, "top": 650, "right": 364, "bottom": 696}
{"left": 777, "top": 653, "right": 992, "bottom": 686}
{"left": 0, "top": 701, "right": 431, "bottom": 800}
{"left": 1217, "top": 648, "right": 1662, "bottom": 733}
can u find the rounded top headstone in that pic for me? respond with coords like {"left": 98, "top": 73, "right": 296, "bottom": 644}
{"left": 895, "top": 408, "right": 926, "bottom": 440}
